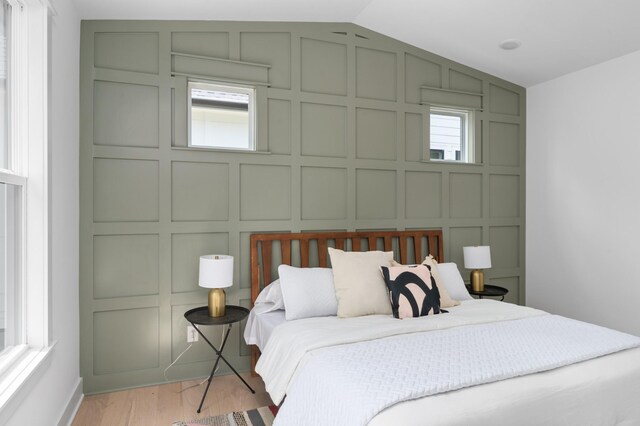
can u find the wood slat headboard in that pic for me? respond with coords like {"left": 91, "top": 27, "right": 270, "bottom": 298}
{"left": 248, "top": 229, "right": 443, "bottom": 374}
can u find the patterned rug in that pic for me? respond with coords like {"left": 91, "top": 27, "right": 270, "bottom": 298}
{"left": 173, "top": 406, "right": 278, "bottom": 426}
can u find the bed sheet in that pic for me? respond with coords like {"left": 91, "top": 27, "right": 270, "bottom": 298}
{"left": 244, "top": 308, "right": 287, "bottom": 351}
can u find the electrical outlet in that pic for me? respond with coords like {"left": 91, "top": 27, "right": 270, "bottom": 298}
{"left": 187, "top": 325, "right": 199, "bottom": 343}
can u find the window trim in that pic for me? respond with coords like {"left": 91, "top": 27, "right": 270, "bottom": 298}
{"left": 0, "top": 0, "right": 51, "bottom": 416}
{"left": 428, "top": 106, "right": 475, "bottom": 163}
{"left": 187, "top": 80, "right": 257, "bottom": 152}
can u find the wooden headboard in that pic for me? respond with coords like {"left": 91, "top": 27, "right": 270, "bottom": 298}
{"left": 248, "top": 229, "right": 443, "bottom": 374}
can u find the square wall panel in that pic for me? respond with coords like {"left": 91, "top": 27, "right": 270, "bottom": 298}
{"left": 301, "top": 103, "right": 347, "bottom": 158}
{"left": 94, "top": 81, "right": 159, "bottom": 148}
{"left": 356, "top": 108, "right": 397, "bottom": 161}
{"left": 172, "top": 233, "right": 229, "bottom": 293}
{"left": 404, "top": 53, "right": 441, "bottom": 104}
{"left": 449, "top": 173, "right": 482, "bottom": 219}
{"left": 171, "top": 162, "right": 229, "bottom": 222}
{"left": 405, "top": 171, "right": 441, "bottom": 219}
{"left": 94, "top": 32, "right": 159, "bottom": 74}
{"left": 93, "top": 158, "right": 159, "bottom": 223}
{"left": 93, "top": 308, "right": 159, "bottom": 375}
{"left": 405, "top": 113, "right": 423, "bottom": 162}
{"left": 268, "top": 99, "right": 291, "bottom": 155}
{"left": 240, "top": 165, "right": 291, "bottom": 220}
{"left": 241, "top": 32, "right": 291, "bottom": 89}
{"left": 489, "top": 122, "right": 520, "bottom": 166}
{"left": 93, "top": 234, "right": 159, "bottom": 299}
{"left": 356, "top": 169, "right": 396, "bottom": 220}
{"left": 489, "top": 84, "right": 520, "bottom": 115}
{"left": 356, "top": 47, "right": 396, "bottom": 101}
{"left": 300, "top": 38, "right": 347, "bottom": 96}
{"left": 489, "top": 276, "right": 519, "bottom": 304}
{"left": 489, "top": 174, "right": 519, "bottom": 218}
{"left": 448, "top": 227, "right": 483, "bottom": 269}
{"left": 489, "top": 226, "right": 520, "bottom": 268}
{"left": 171, "top": 32, "right": 229, "bottom": 58}
{"left": 301, "top": 167, "right": 347, "bottom": 220}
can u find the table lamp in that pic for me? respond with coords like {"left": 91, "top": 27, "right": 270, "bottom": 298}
{"left": 463, "top": 246, "right": 491, "bottom": 292}
{"left": 199, "top": 254, "right": 233, "bottom": 317}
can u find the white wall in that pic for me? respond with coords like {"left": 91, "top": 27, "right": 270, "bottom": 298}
{"left": 6, "top": 0, "right": 81, "bottom": 423}
{"left": 527, "top": 49, "right": 640, "bottom": 337}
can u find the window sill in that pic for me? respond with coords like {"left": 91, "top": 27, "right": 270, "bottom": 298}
{"left": 0, "top": 341, "right": 57, "bottom": 424}
{"left": 172, "top": 146, "right": 272, "bottom": 155}
{"left": 0, "top": 345, "right": 30, "bottom": 378}
{"left": 422, "top": 159, "right": 484, "bottom": 166}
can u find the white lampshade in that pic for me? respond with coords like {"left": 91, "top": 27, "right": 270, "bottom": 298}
{"left": 463, "top": 246, "right": 492, "bottom": 269}
{"left": 198, "top": 255, "right": 234, "bottom": 289}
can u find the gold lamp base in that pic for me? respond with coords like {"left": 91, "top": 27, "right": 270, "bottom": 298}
{"left": 208, "top": 288, "right": 226, "bottom": 317}
{"left": 470, "top": 269, "right": 485, "bottom": 292}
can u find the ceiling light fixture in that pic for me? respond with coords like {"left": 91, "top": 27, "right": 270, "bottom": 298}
{"left": 499, "top": 39, "right": 521, "bottom": 50}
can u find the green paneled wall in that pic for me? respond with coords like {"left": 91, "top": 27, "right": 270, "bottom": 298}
{"left": 80, "top": 20, "right": 526, "bottom": 394}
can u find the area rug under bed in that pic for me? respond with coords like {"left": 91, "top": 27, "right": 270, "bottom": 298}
{"left": 172, "top": 405, "right": 277, "bottom": 426}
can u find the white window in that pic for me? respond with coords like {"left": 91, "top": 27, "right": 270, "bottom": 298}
{"left": 0, "top": 0, "right": 21, "bottom": 361}
{"left": 0, "top": 183, "right": 21, "bottom": 357}
{"left": 0, "top": 0, "right": 50, "bottom": 414}
{"left": 188, "top": 82, "right": 256, "bottom": 151}
{"left": 0, "top": 0, "right": 9, "bottom": 170}
{"left": 430, "top": 107, "right": 474, "bottom": 163}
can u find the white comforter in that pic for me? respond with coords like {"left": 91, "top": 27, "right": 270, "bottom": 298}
{"left": 274, "top": 315, "right": 640, "bottom": 426}
{"left": 371, "top": 346, "right": 640, "bottom": 426}
{"left": 257, "top": 299, "right": 545, "bottom": 404}
{"left": 255, "top": 300, "right": 640, "bottom": 425}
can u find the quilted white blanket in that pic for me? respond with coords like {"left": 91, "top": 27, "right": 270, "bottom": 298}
{"left": 257, "top": 300, "right": 545, "bottom": 404}
{"left": 270, "top": 313, "right": 640, "bottom": 426}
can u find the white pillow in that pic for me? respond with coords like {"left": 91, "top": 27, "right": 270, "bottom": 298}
{"left": 278, "top": 265, "right": 338, "bottom": 320}
{"left": 253, "top": 279, "right": 285, "bottom": 314}
{"left": 438, "top": 263, "right": 473, "bottom": 301}
{"left": 421, "top": 256, "right": 460, "bottom": 308}
{"left": 328, "top": 248, "right": 394, "bottom": 317}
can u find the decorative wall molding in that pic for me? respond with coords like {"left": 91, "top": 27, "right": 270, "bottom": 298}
{"left": 79, "top": 21, "right": 526, "bottom": 394}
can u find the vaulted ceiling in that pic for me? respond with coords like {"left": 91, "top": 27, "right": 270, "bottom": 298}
{"left": 72, "top": 0, "right": 640, "bottom": 87}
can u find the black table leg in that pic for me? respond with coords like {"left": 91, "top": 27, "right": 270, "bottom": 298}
{"left": 191, "top": 322, "right": 256, "bottom": 413}
{"left": 195, "top": 324, "right": 231, "bottom": 413}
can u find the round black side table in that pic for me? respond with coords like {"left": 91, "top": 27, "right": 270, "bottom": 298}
{"left": 465, "top": 284, "right": 509, "bottom": 301}
{"left": 184, "top": 305, "right": 254, "bottom": 413}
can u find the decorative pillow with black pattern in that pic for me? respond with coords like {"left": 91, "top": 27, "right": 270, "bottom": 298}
{"left": 380, "top": 264, "right": 445, "bottom": 319}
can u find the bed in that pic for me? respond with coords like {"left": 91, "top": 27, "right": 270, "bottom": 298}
{"left": 246, "top": 230, "right": 640, "bottom": 425}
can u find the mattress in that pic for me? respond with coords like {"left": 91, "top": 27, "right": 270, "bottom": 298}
{"left": 244, "top": 308, "right": 287, "bottom": 351}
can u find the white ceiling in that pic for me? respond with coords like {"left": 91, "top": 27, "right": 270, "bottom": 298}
{"left": 73, "top": 0, "right": 640, "bottom": 87}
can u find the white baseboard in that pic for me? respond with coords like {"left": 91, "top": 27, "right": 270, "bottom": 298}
{"left": 57, "top": 377, "right": 83, "bottom": 426}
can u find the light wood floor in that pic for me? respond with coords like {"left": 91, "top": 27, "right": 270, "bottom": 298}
{"left": 72, "top": 373, "right": 272, "bottom": 426}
